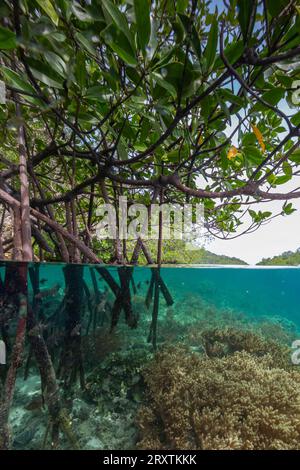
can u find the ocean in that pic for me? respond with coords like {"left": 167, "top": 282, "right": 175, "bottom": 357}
{"left": 1, "top": 261, "right": 300, "bottom": 450}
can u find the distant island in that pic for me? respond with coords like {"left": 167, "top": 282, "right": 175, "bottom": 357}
{"left": 140, "top": 240, "right": 248, "bottom": 265}
{"left": 193, "top": 249, "right": 247, "bottom": 265}
{"left": 257, "top": 248, "right": 300, "bottom": 266}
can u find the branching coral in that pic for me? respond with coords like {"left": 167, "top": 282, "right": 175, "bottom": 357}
{"left": 137, "top": 346, "right": 300, "bottom": 450}
{"left": 257, "top": 317, "right": 298, "bottom": 345}
{"left": 199, "top": 327, "right": 291, "bottom": 369}
{"left": 86, "top": 348, "right": 152, "bottom": 410}
{"left": 82, "top": 328, "right": 124, "bottom": 367}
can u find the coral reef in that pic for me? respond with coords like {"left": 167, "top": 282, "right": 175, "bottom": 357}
{"left": 199, "top": 327, "right": 291, "bottom": 369}
{"left": 137, "top": 346, "right": 300, "bottom": 450}
{"left": 86, "top": 348, "right": 152, "bottom": 408}
{"left": 10, "top": 372, "right": 139, "bottom": 450}
{"left": 257, "top": 316, "right": 298, "bottom": 345}
{"left": 2, "top": 263, "right": 300, "bottom": 451}
{"left": 82, "top": 328, "right": 124, "bottom": 367}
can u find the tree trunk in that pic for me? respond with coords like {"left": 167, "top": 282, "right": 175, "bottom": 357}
{"left": 29, "top": 165, "right": 69, "bottom": 262}
{"left": 0, "top": 208, "right": 5, "bottom": 259}
{"left": 149, "top": 189, "right": 163, "bottom": 349}
{"left": 0, "top": 189, "right": 102, "bottom": 263}
{"left": 0, "top": 263, "right": 27, "bottom": 449}
{"left": 0, "top": 235, "right": 3, "bottom": 260}
{"left": 28, "top": 265, "right": 79, "bottom": 448}
{"left": 71, "top": 200, "right": 80, "bottom": 263}
{"left": 57, "top": 265, "right": 85, "bottom": 390}
{"left": 16, "top": 103, "right": 32, "bottom": 261}
{"left": 11, "top": 206, "right": 22, "bottom": 261}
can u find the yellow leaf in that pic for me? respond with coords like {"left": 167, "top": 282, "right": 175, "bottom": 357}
{"left": 251, "top": 124, "right": 265, "bottom": 153}
{"left": 197, "top": 134, "right": 204, "bottom": 145}
{"left": 227, "top": 146, "right": 240, "bottom": 160}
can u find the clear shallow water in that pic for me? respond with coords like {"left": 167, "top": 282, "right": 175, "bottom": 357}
{"left": 1, "top": 261, "right": 300, "bottom": 450}
{"left": 22, "top": 263, "right": 300, "bottom": 325}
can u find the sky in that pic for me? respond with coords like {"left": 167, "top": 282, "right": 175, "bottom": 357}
{"left": 207, "top": 196, "right": 300, "bottom": 265}
{"left": 199, "top": 0, "right": 299, "bottom": 265}
{"left": 202, "top": 103, "right": 300, "bottom": 265}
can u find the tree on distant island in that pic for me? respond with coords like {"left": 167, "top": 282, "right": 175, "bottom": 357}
{"left": 257, "top": 247, "right": 300, "bottom": 265}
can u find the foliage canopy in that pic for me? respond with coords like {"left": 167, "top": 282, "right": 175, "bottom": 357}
{"left": 0, "top": 0, "right": 300, "bottom": 262}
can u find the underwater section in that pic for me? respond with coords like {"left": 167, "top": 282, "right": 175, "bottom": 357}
{"left": 1, "top": 262, "right": 300, "bottom": 450}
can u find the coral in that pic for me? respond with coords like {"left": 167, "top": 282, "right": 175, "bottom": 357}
{"left": 85, "top": 348, "right": 152, "bottom": 409}
{"left": 257, "top": 317, "right": 298, "bottom": 345}
{"left": 199, "top": 327, "right": 291, "bottom": 369}
{"left": 137, "top": 346, "right": 300, "bottom": 450}
{"left": 156, "top": 316, "right": 189, "bottom": 344}
{"left": 82, "top": 328, "right": 124, "bottom": 367}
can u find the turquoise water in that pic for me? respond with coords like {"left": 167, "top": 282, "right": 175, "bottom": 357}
{"left": 1, "top": 262, "right": 300, "bottom": 450}
{"left": 24, "top": 263, "right": 300, "bottom": 324}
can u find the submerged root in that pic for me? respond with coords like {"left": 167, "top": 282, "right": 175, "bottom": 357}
{"left": 43, "top": 409, "right": 80, "bottom": 450}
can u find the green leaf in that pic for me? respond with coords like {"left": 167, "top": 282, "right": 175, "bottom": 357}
{"left": 237, "top": 0, "right": 254, "bottom": 43}
{"left": 126, "top": 67, "right": 141, "bottom": 87}
{"left": 165, "top": 149, "right": 179, "bottom": 162}
{"left": 291, "top": 111, "right": 300, "bottom": 127}
{"left": 263, "top": 88, "right": 285, "bottom": 105}
{"left": 283, "top": 202, "right": 296, "bottom": 215}
{"left": 0, "top": 26, "right": 17, "bottom": 50}
{"left": 249, "top": 209, "right": 272, "bottom": 222}
{"left": 117, "top": 139, "right": 127, "bottom": 160}
{"left": 289, "top": 149, "right": 300, "bottom": 164}
{"left": 36, "top": 0, "right": 59, "bottom": 26}
{"left": 178, "top": 14, "right": 201, "bottom": 60}
{"left": 0, "top": 66, "right": 44, "bottom": 106}
{"left": 85, "top": 86, "right": 112, "bottom": 102}
{"left": 283, "top": 161, "right": 292, "bottom": 178}
{"left": 242, "top": 133, "right": 257, "bottom": 146}
{"left": 0, "top": 67, "right": 34, "bottom": 94}
{"left": 217, "top": 95, "right": 231, "bottom": 124}
{"left": 102, "top": 0, "right": 135, "bottom": 49}
{"left": 71, "top": 2, "right": 94, "bottom": 22}
{"left": 133, "top": 143, "right": 147, "bottom": 151}
{"left": 140, "top": 118, "right": 151, "bottom": 142}
{"left": 134, "top": 0, "right": 151, "bottom": 52}
{"left": 148, "top": 17, "right": 158, "bottom": 59}
{"left": 176, "top": 0, "right": 189, "bottom": 14}
{"left": 267, "top": 163, "right": 292, "bottom": 185}
{"left": 251, "top": 88, "right": 285, "bottom": 112}
{"left": 152, "top": 49, "right": 174, "bottom": 71}
{"left": 203, "top": 18, "right": 218, "bottom": 71}
{"left": 272, "top": 174, "right": 292, "bottom": 185}
{"left": 26, "top": 58, "right": 64, "bottom": 89}
{"left": 151, "top": 72, "right": 177, "bottom": 99}
{"left": 74, "top": 32, "right": 96, "bottom": 56}
{"left": 172, "top": 19, "right": 184, "bottom": 44}
{"left": 243, "top": 145, "right": 262, "bottom": 164}
{"left": 156, "top": 62, "right": 197, "bottom": 97}
{"left": 248, "top": 209, "right": 257, "bottom": 221}
{"left": 101, "top": 24, "right": 137, "bottom": 66}
{"left": 215, "top": 40, "right": 244, "bottom": 68}
{"left": 219, "top": 88, "right": 244, "bottom": 108}
{"left": 165, "top": 144, "right": 189, "bottom": 163}
{"left": 44, "top": 51, "right": 67, "bottom": 78}
{"left": 77, "top": 111, "right": 98, "bottom": 125}
{"left": 75, "top": 51, "right": 86, "bottom": 89}
{"left": 266, "top": 0, "right": 289, "bottom": 17}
